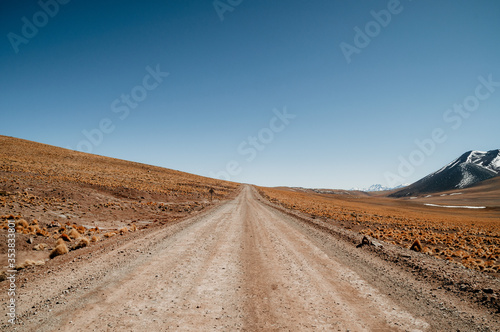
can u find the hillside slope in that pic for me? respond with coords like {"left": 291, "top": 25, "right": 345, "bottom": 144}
{"left": 0, "top": 135, "right": 239, "bottom": 270}
{"left": 390, "top": 149, "right": 500, "bottom": 197}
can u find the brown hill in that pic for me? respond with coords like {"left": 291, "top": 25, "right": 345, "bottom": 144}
{"left": 398, "top": 176, "right": 500, "bottom": 208}
{"left": 0, "top": 135, "right": 239, "bottom": 269}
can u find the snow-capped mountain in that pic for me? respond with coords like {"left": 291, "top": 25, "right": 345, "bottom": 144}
{"left": 390, "top": 149, "right": 500, "bottom": 197}
{"left": 366, "top": 184, "right": 390, "bottom": 192}
{"left": 351, "top": 183, "right": 408, "bottom": 192}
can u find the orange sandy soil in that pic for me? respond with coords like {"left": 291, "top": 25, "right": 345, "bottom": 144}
{"left": 0, "top": 136, "right": 239, "bottom": 275}
{"left": 258, "top": 182, "right": 500, "bottom": 275}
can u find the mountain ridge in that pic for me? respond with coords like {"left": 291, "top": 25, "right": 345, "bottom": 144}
{"left": 390, "top": 149, "right": 500, "bottom": 198}
{"left": 350, "top": 184, "right": 408, "bottom": 192}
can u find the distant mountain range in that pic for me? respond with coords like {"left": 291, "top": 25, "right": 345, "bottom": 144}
{"left": 390, "top": 149, "right": 500, "bottom": 197}
{"left": 351, "top": 184, "right": 408, "bottom": 192}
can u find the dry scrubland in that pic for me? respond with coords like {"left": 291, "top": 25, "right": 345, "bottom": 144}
{"left": 0, "top": 136, "right": 239, "bottom": 275}
{"left": 258, "top": 186, "right": 500, "bottom": 275}
{"left": 1, "top": 136, "right": 500, "bottom": 330}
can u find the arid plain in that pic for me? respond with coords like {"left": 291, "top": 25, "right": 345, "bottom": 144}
{"left": 1, "top": 136, "right": 500, "bottom": 331}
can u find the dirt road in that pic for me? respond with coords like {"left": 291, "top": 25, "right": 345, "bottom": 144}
{"left": 4, "top": 186, "right": 498, "bottom": 331}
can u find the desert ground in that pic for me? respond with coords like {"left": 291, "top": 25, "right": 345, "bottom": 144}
{"left": 1, "top": 136, "right": 500, "bottom": 331}
{"left": 259, "top": 181, "right": 500, "bottom": 275}
{"left": 3, "top": 186, "right": 500, "bottom": 331}
{"left": 0, "top": 136, "right": 238, "bottom": 271}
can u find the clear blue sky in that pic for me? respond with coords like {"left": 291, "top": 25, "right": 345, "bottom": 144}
{"left": 1, "top": 0, "right": 499, "bottom": 189}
